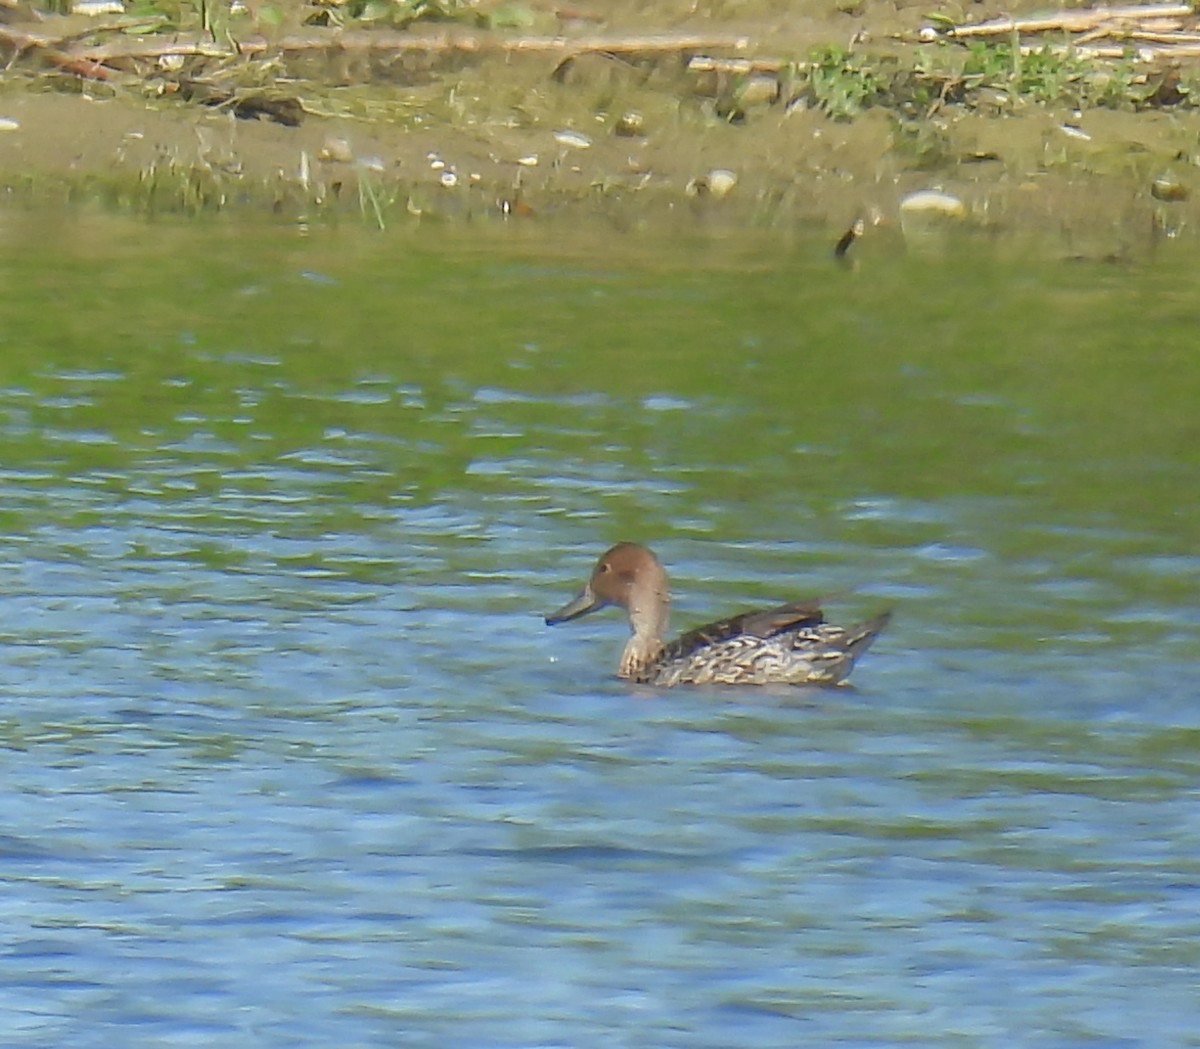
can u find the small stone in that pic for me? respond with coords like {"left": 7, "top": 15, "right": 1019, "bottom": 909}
{"left": 706, "top": 169, "right": 738, "bottom": 198}
{"left": 686, "top": 169, "right": 738, "bottom": 199}
{"left": 1151, "top": 175, "right": 1189, "bottom": 202}
{"left": 553, "top": 130, "right": 592, "bottom": 150}
{"left": 614, "top": 112, "right": 646, "bottom": 137}
{"left": 899, "top": 189, "right": 965, "bottom": 218}
{"left": 1058, "top": 123, "right": 1091, "bottom": 141}
{"left": 317, "top": 137, "right": 353, "bottom": 163}
{"left": 737, "top": 75, "right": 779, "bottom": 106}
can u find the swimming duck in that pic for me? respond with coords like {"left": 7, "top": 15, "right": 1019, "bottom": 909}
{"left": 545, "top": 542, "right": 890, "bottom": 687}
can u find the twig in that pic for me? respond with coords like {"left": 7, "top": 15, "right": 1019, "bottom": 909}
{"left": 0, "top": 25, "right": 115, "bottom": 79}
{"left": 1028, "top": 40, "right": 1200, "bottom": 58}
{"left": 73, "top": 28, "right": 751, "bottom": 65}
{"left": 1125, "top": 28, "right": 1200, "bottom": 41}
{"left": 1069, "top": 25, "right": 1200, "bottom": 43}
{"left": 945, "top": 3, "right": 1192, "bottom": 38}
{"left": 687, "top": 55, "right": 784, "bottom": 74}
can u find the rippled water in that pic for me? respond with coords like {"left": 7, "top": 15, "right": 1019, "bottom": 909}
{"left": 1, "top": 213, "right": 1197, "bottom": 1048}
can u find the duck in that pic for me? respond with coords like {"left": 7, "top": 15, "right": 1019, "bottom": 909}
{"left": 545, "top": 542, "right": 890, "bottom": 687}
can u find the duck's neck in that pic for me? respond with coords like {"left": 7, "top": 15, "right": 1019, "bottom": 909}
{"left": 618, "top": 595, "right": 670, "bottom": 679}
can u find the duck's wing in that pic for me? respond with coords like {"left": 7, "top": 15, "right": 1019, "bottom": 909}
{"left": 661, "top": 599, "right": 827, "bottom": 661}
{"left": 737, "top": 599, "right": 829, "bottom": 638}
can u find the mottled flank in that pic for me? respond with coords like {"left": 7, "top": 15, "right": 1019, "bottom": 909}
{"left": 546, "top": 542, "right": 890, "bottom": 687}
{"left": 644, "top": 605, "right": 892, "bottom": 686}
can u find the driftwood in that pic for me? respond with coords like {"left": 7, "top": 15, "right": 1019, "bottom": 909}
{"left": 69, "top": 28, "right": 751, "bottom": 66}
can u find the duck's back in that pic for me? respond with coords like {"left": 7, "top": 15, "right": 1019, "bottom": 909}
{"left": 635, "top": 603, "right": 890, "bottom": 687}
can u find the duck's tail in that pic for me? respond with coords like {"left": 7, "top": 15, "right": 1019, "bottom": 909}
{"left": 817, "top": 609, "right": 892, "bottom": 685}
{"left": 845, "top": 610, "right": 892, "bottom": 658}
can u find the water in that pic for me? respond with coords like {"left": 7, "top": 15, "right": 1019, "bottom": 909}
{"left": 0, "top": 212, "right": 1197, "bottom": 1048}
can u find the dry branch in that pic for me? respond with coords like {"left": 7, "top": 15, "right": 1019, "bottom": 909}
{"left": 1059, "top": 41, "right": 1200, "bottom": 57}
{"left": 687, "top": 55, "right": 784, "bottom": 74}
{"left": 1116, "top": 28, "right": 1200, "bottom": 41}
{"left": 944, "top": 3, "right": 1193, "bottom": 38}
{"left": 72, "top": 28, "right": 751, "bottom": 65}
{"left": 0, "top": 25, "right": 115, "bottom": 78}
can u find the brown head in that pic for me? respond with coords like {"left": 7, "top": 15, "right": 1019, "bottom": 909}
{"left": 545, "top": 543, "right": 672, "bottom": 677}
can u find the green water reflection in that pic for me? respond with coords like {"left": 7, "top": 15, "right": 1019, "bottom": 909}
{"left": 1, "top": 212, "right": 1197, "bottom": 643}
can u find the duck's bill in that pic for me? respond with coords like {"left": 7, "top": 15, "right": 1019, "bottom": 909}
{"left": 544, "top": 586, "right": 603, "bottom": 625}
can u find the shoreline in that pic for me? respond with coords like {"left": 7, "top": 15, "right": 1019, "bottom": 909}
{"left": 0, "top": 2, "right": 1197, "bottom": 247}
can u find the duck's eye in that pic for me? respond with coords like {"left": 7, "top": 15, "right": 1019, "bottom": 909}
{"left": 598, "top": 562, "right": 611, "bottom": 574}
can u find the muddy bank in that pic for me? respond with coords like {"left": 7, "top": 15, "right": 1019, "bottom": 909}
{"left": 1, "top": 1, "right": 1198, "bottom": 246}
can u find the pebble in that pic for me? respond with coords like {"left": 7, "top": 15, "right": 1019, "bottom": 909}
{"left": 553, "top": 130, "right": 592, "bottom": 150}
{"left": 1151, "top": 175, "right": 1189, "bottom": 202}
{"left": 614, "top": 112, "right": 645, "bottom": 138}
{"left": 738, "top": 76, "right": 779, "bottom": 106}
{"left": 686, "top": 169, "right": 738, "bottom": 199}
{"left": 899, "top": 189, "right": 966, "bottom": 218}
{"left": 317, "top": 137, "right": 353, "bottom": 163}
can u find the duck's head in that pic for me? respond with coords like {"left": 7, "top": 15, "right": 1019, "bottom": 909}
{"left": 545, "top": 542, "right": 670, "bottom": 639}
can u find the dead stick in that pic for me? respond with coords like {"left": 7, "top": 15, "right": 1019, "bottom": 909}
{"left": 1027, "top": 40, "right": 1200, "bottom": 57}
{"left": 1066, "top": 25, "right": 1200, "bottom": 43}
{"left": 0, "top": 24, "right": 115, "bottom": 78}
{"left": 947, "top": 4, "right": 1193, "bottom": 38}
{"left": 687, "top": 55, "right": 784, "bottom": 74}
{"left": 1126, "top": 28, "right": 1200, "bottom": 40}
{"left": 74, "top": 28, "right": 751, "bottom": 64}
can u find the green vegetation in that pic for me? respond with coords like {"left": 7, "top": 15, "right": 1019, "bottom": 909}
{"left": 801, "top": 46, "right": 890, "bottom": 120}
{"left": 795, "top": 38, "right": 1197, "bottom": 119}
